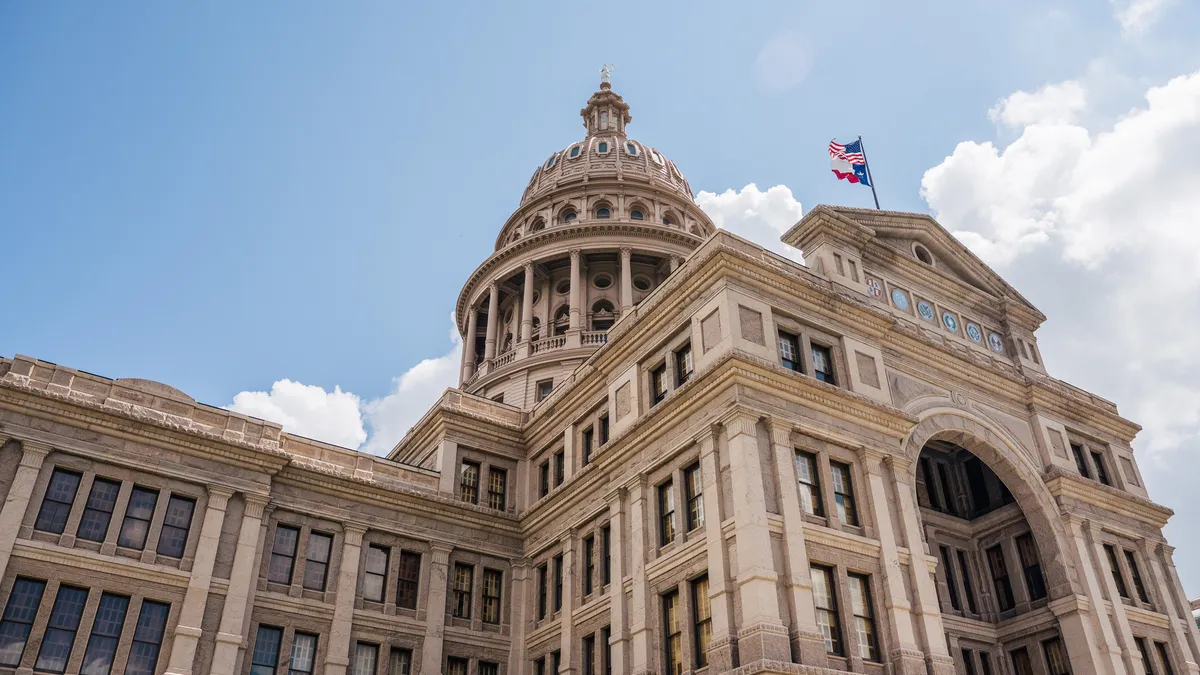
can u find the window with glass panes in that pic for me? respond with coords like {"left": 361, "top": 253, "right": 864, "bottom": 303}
{"left": 353, "top": 643, "right": 379, "bottom": 675}
{"left": 986, "top": 545, "right": 1015, "bottom": 612}
{"left": 1125, "top": 550, "right": 1151, "bottom": 604}
{"left": 811, "top": 344, "right": 835, "bottom": 383}
{"left": 483, "top": 569, "right": 502, "bottom": 625}
{"left": 663, "top": 591, "right": 682, "bottom": 675}
{"left": 452, "top": 563, "right": 474, "bottom": 619}
{"left": 675, "top": 344, "right": 694, "bottom": 385}
{"left": 811, "top": 565, "right": 843, "bottom": 656}
{"left": 554, "top": 450, "right": 565, "bottom": 487}
{"left": 1014, "top": 533, "right": 1047, "bottom": 601}
{"left": 35, "top": 469, "right": 82, "bottom": 534}
{"left": 125, "top": 599, "right": 170, "bottom": 675}
{"left": 684, "top": 464, "right": 704, "bottom": 531}
{"left": 658, "top": 480, "right": 676, "bottom": 545}
{"left": 460, "top": 461, "right": 480, "bottom": 504}
{"left": 447, "top": 657, "right": 468, "bottom": 675}
{"left": 479, "top": 662, "right": 498, "bottom": 675}
{"left": 583, "top": 536, "right": 595, "bottom": 595}
{"left": 290, "top": 632, "right": 318, "bottom": 675}
{"left": 539, "top": 461, "right": 550, "bottom": 498}
{"left": 396, "top": 551, "right": 421, "bottom": 610}
{"left": 601, "top": 526, "right": 611, "bottom": 586}
{"left": 582, "top": 427, "right": 594, "bottom": 465}
{"left": 553, "top": 554, "right": 564, "bottom": 612}
{"left": 551, "top": 650, "right": 561, "bottom": 674}
{"left": 1091, "top": 451, "right": 1111, "bottom": 486}
{"left": 537, "top": 564, "right": 548, "bottom": 619}
{"left": 34, "top": 584, "right": 88, "bottom": 674}
{"left": 304, "top": 532, "right": 333, "bottom": 591}
{"left": 117, "top": 486, "right": 159, "bottom": 550}
{"left": 599, "top": 416, "right": 609, "bottom": 445}
{"left": 1134, "top": 637, "right": 1155, "bottom": 675}
{"left": 1043, "top": 637, "right": 1071, "bottom": 675}
{"left": 957, "top": 550, "right": 979, "bottom": 613}
{"left": 794, "top": 451, "right": 824, "bottom": 516}
{"left": 363, "top": 544, "right": 389, "bottom": 603}
{"left": 250, "top": 626, "right": 283, "bottom": 675}
{"left": 81, "top": 592, "right": 128, "bottom": 675}
{"left": 830, "top": 462, "right": 858, "bottom": 526}
{"left": 1070, "top": 443, "right": 1090, "bottom": 478}
{"left": 1104, "top": 544, "right": 1130, "bottom": 599}
{"left": 582, "top": 634, "right": 595, "bottom": 675}
{"left": 156, "top": 495, "right": 195, "bottom": 558}
{"left": 0, "top": 578, "right": 46, "bottom": 666}
{"left": 962, "top": 649, "right": 977, "bottom": 675}
{"left": 389, "top": 648, "right": 413, "bottom": 675}
{"left": 77, "top": 478, "right": 121, "bottom": 543}
{"left": 693, "top": 576, "right": 712, "bottom": 667}
{"left": 534, "top": 657, "right": 545, "bottom": 675}
{"left": 979, "top": 652, "right": 994, "bottom": 675}
{"left": 778, "top": 331, "right": 802, "bottom": 372}
{"left": 488, "top": 468, "right": 507, "bottom": 511}
{"left": 940, "top": 546, "right": 962, "bottom": 611}
{"left": 651, "top": 364, "right": 668, "bottom": 404}
{"left": 848, "top": 574, "right": 879, "bottom": 661}
{"left": 1156, "top": 642, "right": 1176, "bottom": 675}
{"left": 1010, "top": 647, "right": 1033, "bottom": 675}
{"left": 601, "top": 626, "right": 612, "bottom": 675}
{"left": 269, "top": 525, "right": 300, "bottom": 584}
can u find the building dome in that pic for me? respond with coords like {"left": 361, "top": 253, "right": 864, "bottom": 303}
{"left": 457, "top": 76, "right": 715, "bottom": 408}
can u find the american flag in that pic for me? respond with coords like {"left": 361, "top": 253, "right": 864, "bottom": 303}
{"left": 829, "top": 139, "right": 865, "bottom": 164}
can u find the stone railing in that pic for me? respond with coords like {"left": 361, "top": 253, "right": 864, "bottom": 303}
{"left": 582, "top": 331, "right": 609, "bottom": 346}
{"left": 493, "top": 350, "right": 517, "bottom": 368}
{"left": 532, "top": 335, "right": 567, "bottom": 354}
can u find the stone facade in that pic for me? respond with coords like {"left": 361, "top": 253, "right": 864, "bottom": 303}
{"left": 0, "top": 80, "right": 1197, "bottom": 675}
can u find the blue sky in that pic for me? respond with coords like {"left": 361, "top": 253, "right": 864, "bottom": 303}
{"left": 6, "top": 2, "right": 1200, "bottom": 592}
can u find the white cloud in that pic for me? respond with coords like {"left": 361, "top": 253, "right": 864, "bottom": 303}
{"left": 696, "top": 183, "right": 804, "bottom": 260}
{"left": 228, "top": 379, "right": 367, "bottom": 449}
{"left": 1113, "top": 0, "right": 1169, "bottom": 36}
{"left": 754, "top": 32, "right": 812, "bottom": 92}
{"left": 988, "top": 81, "right": 1088, "bottom": 127}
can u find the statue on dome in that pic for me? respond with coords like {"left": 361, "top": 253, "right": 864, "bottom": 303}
{"left": 600, "top": 64, "right": 614, "bottom": 85}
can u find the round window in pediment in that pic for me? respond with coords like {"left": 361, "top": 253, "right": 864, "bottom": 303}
{"left": 913, "top": 243, "right": 935, "bottom": 266}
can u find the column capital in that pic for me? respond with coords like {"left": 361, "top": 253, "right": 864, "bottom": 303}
{"left": 205, "top": 485, "right": 235, "bottom": 511}
{"left": 856, "top": 446, "right": 888, "bottom": 476}
{"left": 569, "top": 248, "right": 582, "bottom": 261}
{"left": 430, "top": 540, "right": 455, "bottom": 556}
{"left": 524, "top": 260, "right": 535, "bottom": 272}
{"left": 488, "top": 279, "right": 500, "bottom": 291}
{"left": 605, "top": 487, "right": 627, "bottom": 507}
{"left": 885, "top": 454, "right": 914, "bottom": 479}
{"left": 17, "top": 440, "right": 52, "bottom": 467}
{"left": 718, "top": 409, "right": 760, "bottom": 438}
{"left": 242, "top": 493, "right": 271, "bottom": 520}
{"left": 619, "top": 247, "right": 632, "bottom": 259}
{"left": 765, "top": 418, "right": 793, "bottom": 448}
{"left": 342, "top": 523, "right": 368, "bottom": 546}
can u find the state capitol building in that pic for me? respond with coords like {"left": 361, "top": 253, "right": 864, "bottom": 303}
{"left": 0, "top": 78, "right": 1196, "bottom": 675}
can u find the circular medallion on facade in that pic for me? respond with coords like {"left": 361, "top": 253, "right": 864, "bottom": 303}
{"left": 942, "top": 312, "right": 959, "bottom": 333}
{"left": 988, "top": 332, "right": 1004, "bottom": 353}
{"left": 891, "top": 288, "right": 910, "bottom": 311}
{"left": 865, "top": 278, "right": 882, "bottom": 297}
{"left": 917, "top": 301, "right": 935, "bottom": 322}
{"left": 966, "top": 323, "right": 983, "bottom": 343}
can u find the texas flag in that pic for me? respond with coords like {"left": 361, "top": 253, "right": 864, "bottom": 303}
{"left": 829, "top": 139, "right": 871, "bottom": 186}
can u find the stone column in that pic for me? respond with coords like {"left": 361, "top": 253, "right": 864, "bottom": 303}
{"left": 619, "top": 247, "right": 633, "bottom": 317}
{"left": 0, "top": 439, "right": 49, "bottom": 583}
{"left": 568, "top": 250, "right": 583, "bottom": 348}
{"left": 420, "top": 542, "right": 454, "bottom": 675}
{"left": 462, "top": 305, "right": 479, "bottom": 381}
{"left": 163, "top": 485, "right": 234, "bottom": 675}
{"left": 520, "top": 262, "right": 536, "bottom": 355}
{"left": 697, "top": 430, "right": 737, "bottom": 671}
{"left": 483, "top": 282, "right": 500, "bottom": 363}
{"left": 1086, "top": 522, "right": 1139, "bottom": 674}
{"left": 560, "top": 530, "right": 576, "bottom": 675}
{"left": 627, "top": 479, "right": 652, "bottom": 675}
{"left": 607, "top": 491, "right": 629, "bottom": 675}
{"left": 508, "top": 562, "right": 530, "bottom": 675}
{"left": 669, "top": 256, "right": 681, "bottom": 272}
{"left": 325, "top": 524, "right": 367, "bottom": 675}
{"left": 858, "top": 449, "right": 924, "bottom": 675}
{"left": 723, "top": 413, "right": 790, "bottom": 663}
{"left": 888, "top": 456, "right": 955, "bottom": 675}
{"left": 1062, "top": 515, "right": 1123, "bottom": 675}
{"left": 1149, "top": 543, "right": 1200, "bottom": 674}
{"left": 210, "top": 493, "right": 271, "bottom": 675}
{"left": 766, "top": 423, "right": 825, "bottom": 666}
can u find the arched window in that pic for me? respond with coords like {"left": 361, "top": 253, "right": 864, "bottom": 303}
{"left": 663, "top": 215, "right": 674, "bottom": 226}
{"left": 592, "top": 300, "right": 614, "bottom": 313}
{"left": 530, "top": 218, "right": 546, "bottom": 233}
{"left": 625, "top": 142, "right": 638, "bottom": 156}
{"left": 596, "top": 207, "right": 611, "bottom": 219}
{"left": 600, "top": 111, "right": 609, "bottom": 129}
{"left": 569, "top": 145, "right": 582, "bottom": 159}
{"left": 531, "top": 316, "right": 542, "bottom": 339}
{"left": 562, "top": 211, "right": 577, "bottom": 223}
{"left": 502, "top": 333, "right": 513, "bottom": 353}
{"left": 591, "top": 300, "right": 616, "bottom": 331}
{"left": 545, "top": 153, "right": 558, "bottom": 168}
{"left": 629, "top": 205, "right": 646, "bottom": 221}
{"left": 553, "top": 305, "right": 571, "bottom": 336}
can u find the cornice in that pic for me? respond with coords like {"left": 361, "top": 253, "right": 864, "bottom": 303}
{"left": 1045, "top": 469, "right": 1172, "bottom": 528}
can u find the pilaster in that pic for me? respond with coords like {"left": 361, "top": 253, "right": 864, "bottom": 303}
{"left": 1150, "top": 543, "right": 1200, "bottom": 674}
{"left": 1085, "top": 521, "right": 1140, "bottom": 675}
{"left": 698, "top": 428, "right": 737, "bottom": 671}
{"left": 508, "top": 561, "right": 531, "bottom": 675}
{"left": 627, "top": 478, "right": 652, "bottom": 675}
{"left": 420, "top": 542, "right": 455, "bottom": 675}
{"left": 619, "top": 247, "right": 633, "bottom": 317}
{"left": 1062, "top": 515, "right": 1123, "bottom": 675}
{"left": 560, "top": 530, "right": 577, "bottom": 675}
{"left": 0, "top": 439, "right": 50, "bottom": 583}
{"left": 607, "top": 490, "right": 630, "bottom": 675}
{"left": 324, "top": 524, "right": 367, "bottom": 675}
{"left": 210, "top": 492, "right": 271, "bottom": 675}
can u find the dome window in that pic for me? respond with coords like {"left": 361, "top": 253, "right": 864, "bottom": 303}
{"left": 633, "top": 275, "right": 652, "bottom": 292}
{"left": 625, "top": 143, "right": 637, "bottom": 156}
{"left": 530, "top": 218, "right": 546, "bottom": 233}
{"left": 598, "top": 141, "right": 609, "bottom": 154}
{"left": 600, "top": 111, "right": 609, "bottom": 129}
{"left": 555, "top": 280, "right": 570, "bottom": 295}
{"left": 596, "top": 207, "right": 611, "bottom": 219}
{"left": 593, "top": 274, "right": 613, "bottom": 289}
{"left": 562, "top": 211, "right": 577, "bottom": 223}
{"left": 545, "top": 153, "right": 558, "bottom": 168}
{"left": 569, "top": 145, "right": 582, "bottom": 159}
{"left": 649, "top": 149, "right": 664, "bottom": 164}
{"left": 663, "top": 216, "right": 674, "bottom": 226}
{"left": 630, "top": 209, "right": 645, "bottom": 221}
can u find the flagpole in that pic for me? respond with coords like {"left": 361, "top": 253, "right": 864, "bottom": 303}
{"left": 858, "top": 135, "right": 881, "bottom": 210}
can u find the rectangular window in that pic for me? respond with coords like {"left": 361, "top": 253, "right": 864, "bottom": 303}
{"left": 1136, "top": 637, "right": 1155, "bottom": 675}
{"left": 81, "top": 592, "right": 129, "bottom": 675}
{"left": 539, "top": 461, "right": 551, "bottom": 498}
{"left": 651, "top": 364, "right": 668, "bottom": 404}
{"left": 795, "top": 451, "right": 825, "bottom": 517}
{"left": 663, "top": 591, "right": 682, "bottom": 675}
{"left": 117, "top": 486, "right": 159, "bottom": 550}
{"left": 658, "top": 480, "right": 676, "bottom": 545}
{"left": 363, "top": 544, "right": 390, "bottom": 603}
{"left": 0, "top": 578, "right": 46, "bottom": 667}
{"left": 304, "top": 532, "right": 333, "bottom": 591}
{"left": 1090, "top": 451, "right": 1111, "bottom": 486}
{"left": 552, "top": 650, "right": 561, "bottom": 675}
{"left": 1104, "top": 544, "right": 1130, "bottom": 599}
{"left": 1015, "top": 533, "right": 1047, "bottom": 602}
{"left": 446, "top": 657, "right": 467, "bottom": 675}
{"left": 848, "top": 573, "right": 879, "bottom": 661}
{"left": 583, "top": 535, "right": 595, "bottom": 596}
{"left": 353, "top": 643, "right": 379, "bottom": 675}
{"left": 124, "top": 599, "right": 169, "bottom": 675}
{"left": 34, "top": 584, "right": 89, "bottom": 674}
{"left": 537, "top": 564, "right": 548, "bottom": 619}
{"left": 460, "top": 461, "right": 480, "bottom": 504}
{"left": 488, "top": 468, "right": 507, "bottom": 511}
{"left": 986, "top": 545, "right": 1015, "bottom": 612}
{"left": 35, "top": 469, "right": 82, "bottom": 534}
{"left": 250, "top": 625, "right": 283, "bottom": 675}
{"left": 599, "top": 416, "right": 609, "bottom": 445}
{"left": 1156, "top": 642, "right": 1176, "bottom": 675}
{"left": 957, "top": 549, "right": 979, "bottom": 613}
{"left": 601, "top": 525, "right": 612, "bottom": 586}
{"left": 483, "top": 568, "right": 502, "bottom": 625}
{"left": 289, "top": 632, "right": 318, "bottom": 675}
{"left": 582, "top": 427, "right": 594, "bottom": 466}
{"left": 1125, "top": 550, "right": 1152, "bottom": 604}
{"left": 1043, "top": 637, "right": 1071, "bottom": 675}
{"left": 811, "top": 565, "right": 843, "bottom": 656}
{"left": 940, "top": 546, "right": 962, "bottom": 611}
{"left": 452, "top": 563, "right": 474, "bottom": 619}
{"left": 537, "top": 380, "right": 554, "bottom": 402}
{"left": 812, "top": 344, "right": 835, "bottom": 384}
{"left": 693, "top": 576, "right": 712, "bottom": 668}
{"left": 937, "top": 462, "right": 959, "bottom": 518}
{"left": 155, "top": 494, "right": 196, "bottom": 558}
{"left": 77, "top": 477, "right": 121, "bottom": 543}
{"left": 534, "top": 657, "right": 545, "bottom": 675}
{"left": 962, "top": 649, "right": 977, "bottom": 675}
{"left": 554, "top": 451, "right": 565, "bottom": 487}
{"left": 1010, "top": 647, "right": 1033, "bottom": 675}
{"left": 396, "top": 551, "right": 421, "bottom": 610}
{"left": 779, "top": 331, "right": 802, "bottom": 372}
{"left": 553, "top": 554, "right": 564, "bottom": 612}
{"left": 920, "top": 457, "right": 942, "bottom": 511}
{"left": 830, "top": 462, "right": 858, "bottom": 526}
{"left": 582, "top": 634, "right": 596, "bottom": 675}
{"left": 980, "top": 652, "right": 994, "bottom": 675}
{"left": 478, "top": 662, "right": 498, "bottom": 675}
{"left": 389, "top": 648, "right": 413, "bottom": 675}
{"left": 684, "top": 464, "right": 704, "bottom": 531}
{"left": 601, "top": 626, "right": 612, "bottom": 675}
{"left": 675, "top": 344, "right": 694, "bottom": 386}
{"left": 1070, "top": 443, "right": 1090, "bottom": 478}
